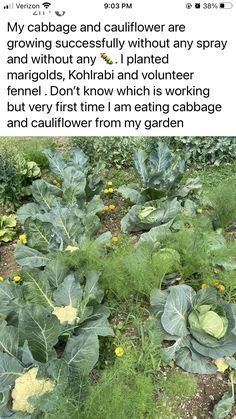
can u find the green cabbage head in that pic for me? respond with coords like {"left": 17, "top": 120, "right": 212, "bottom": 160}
{"left": 188, "top": 305, "right": 228, "bottom": 340}
{"left": 150, "top": 285, "right": 236, "bottom": 374}
{"left": 138, "top": 206, "right": 156, "bottom": 222}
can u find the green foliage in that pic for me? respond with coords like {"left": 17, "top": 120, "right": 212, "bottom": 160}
{"left": 143, "top": 215, "right": 236, "bottom": 281}
{"left": 0, "top": 149, "right": 25, "bottom": 209}
{"left": 0, "top": 147, "right": 41, "bottom": 210}
{"left": 153, "top": 370, "right": 198, "bottom": 419}
{"left": 70, "top": 137, "right": 153, "bottom": 168}
{"left": 80, "top": 351, "right": 157, "bottom": 419}
{"left": 212, "top": 357, "right": 236, "bottom": 419}
{"left": 0, "top": 214, "right": 16, "bottom": 243}
{"left": 208, "top": 179, "right": 236, "bottom": 229}
{"left": 100, "top": 244, "right": 164, "bottom": 297}
{"left": 218, "top": 271, "right": 236, "bottom": 304}
{"left": 213, "top": 387, "right": 234, "bottom": 419}
{"left": 16, "top": 148, "right": 110, "bottom": 267}
{"left": 162, "top": 371, "right": 197, "bottom": 398}
{"left": 170, "top": 137, "right": 236, "bottom": 168}
{"left": 151, "top": 284, "right": 236, "bottom": 373}
{"left": 0, "top": 260, "right": 113, "bottom": 417}
{"left": 119, "top": 143, "right": 201, "bottom": 233}
{"left": 121, "top": 198, "right": 181, "bottom": 233}
{"left": 133, "top": 319, "right": 164, "bottom": 374}
{"left": 60, "top": 240, "right": 104, "bottom": 274}
{"left": 0, "top": 136, "right": 54, "bottom": 169}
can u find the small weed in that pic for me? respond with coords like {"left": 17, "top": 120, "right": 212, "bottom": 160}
{"left": 162, "top": 370, "right": 198, "bottom": 398}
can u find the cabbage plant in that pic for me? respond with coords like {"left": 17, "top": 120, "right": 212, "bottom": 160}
{"left": 151, "top": 285, "right": 236, "bottom": 374}
{"left": 118, "top": 143, "right": 201, "bottom": 232}
{"left": 121, "top": 198, "right": 181, "bottom": 233}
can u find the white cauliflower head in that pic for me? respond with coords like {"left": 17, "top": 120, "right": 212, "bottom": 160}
{"left": 52, "top": 305, "right": 79, "bottom": 324}
{"left": 12, "top": 367, "right": 55, "bottom": 413}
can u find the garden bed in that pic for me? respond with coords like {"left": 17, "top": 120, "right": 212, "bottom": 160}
{"left": 1, "top": 137, "right": 236, "bottom": 418}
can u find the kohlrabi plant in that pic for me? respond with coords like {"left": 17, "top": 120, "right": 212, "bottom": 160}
{"left": 0, "top": 260, "right": 113, "bottom": 417}
{"left": 150, "top": 285, "right": 236, "bottom": 374}
{"left": 118, "top": 143, "right": 201, "bottom": 233}
{"left": 0, "top": 214, "right": 16, "bottom": 243}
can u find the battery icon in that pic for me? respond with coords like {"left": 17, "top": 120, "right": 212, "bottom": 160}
{"left": 219, "top": 2, "right": 233, "bottom": 8}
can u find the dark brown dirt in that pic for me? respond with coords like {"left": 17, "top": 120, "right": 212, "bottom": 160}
{"left": 0, "top": 243, "right": 19, "bottom": 276}
{"left": 177, "top": 373, "right": 235, "bottom": 419}
{"left": 99, "top": 195, "right": 129, "bottom": 235}
{"left": 0, "top": 205, "right": 20, "bottom": 276}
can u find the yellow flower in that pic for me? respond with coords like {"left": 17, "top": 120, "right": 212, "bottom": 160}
{"left": 103, "top": 205, "right": 110, "bottom": 211}
{"left": 108, "top": 188, "right": 114, "bottom": 193}
{"left": 213, "top": 358, "right": 229, "bottom": 373}
{"left": 115, "top": 347, "right": 124, "bottom": 357}
{"left": 103, "top": 189, "right": 109, "bottom": 194}
{"left": 107, "top": 181, "right": 113, "bottom": 186}
{"left": 112, "top": 236, "right": 118, "bottom": 242}
{"left": 214, "top": 268, "right": 220, "bottom": 274}
{"left": 197, "top": 208, "right": 203, "bottom": 214}
{"left": 201, "top": 283, "right": 209, "bottom": 289}
{"left": 213, "top": 280, "right": 220, "bottom": 286}
{"left": 13, "top": 275, "right": 21, "bottom": 283}
{"left": 0, "top": 276, "right": 3, "bottom": 281}
{"left": 218, "top": 284, "right": 225, "bottom": 292}
{"left": 52, "top": 179, "right": 58, "bottom": 185}
{"left": 109, "top": 204, "right": 116, "bottom": 210}
{"left": 18, "top": 234, "right": 27, "bottom": 244}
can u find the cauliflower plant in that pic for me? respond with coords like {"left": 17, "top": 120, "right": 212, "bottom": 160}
{"left": 52, "top": 305, "right": 79, "bottom": 324}
{"left": 12, "top": 367, "right": 55, "bottom": 413}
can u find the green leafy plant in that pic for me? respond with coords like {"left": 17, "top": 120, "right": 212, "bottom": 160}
{"left": 0, "top": 148, "right": 41, "bottom": 210}
{"left": 212, "top": 357, "right": 236, "bottom": 418}
{"left": 170, "top": 137, "right": 236, "bottom": 168}
{"left": 139, "top": 215, "right": 236, "bottom": 281}
{"left": 0, "top": 261, "right": 113, "bottom": 417}
{"left": 0, "top": 214, "right": 16, "bottom": 243}
{"left": 151, "top": 285, "right": 236, "bottom": 373}
{"left": 71, "top": 137, "right": 154, "bottom": 168}
{"left": 119, "top": 143, "right": 201, "bottom": 232}
{"left": 207, "top": 179, "right": 236, "bottom": 229}
{"left": 78, "top": 348, "right": 157, "bottom": 419}
{"left": 0, "top": 136, "right": 54, "bottom": 169}
{"left": 15, "top": 148, "right": 111, "bottom": 267}
{"left": 100, "top": 244, "right": 164, "bottom": 297}
{"left": 162, "top": 370, "right": 197, "bottom": 398}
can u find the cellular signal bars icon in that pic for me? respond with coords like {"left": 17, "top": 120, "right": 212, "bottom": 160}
{"left": 3, "top": 3, "right": 14, "bottom": 8}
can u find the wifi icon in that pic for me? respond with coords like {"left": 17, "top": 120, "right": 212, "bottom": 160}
{"left": 42, "top": 2, "right": 51, "bottom": 8}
